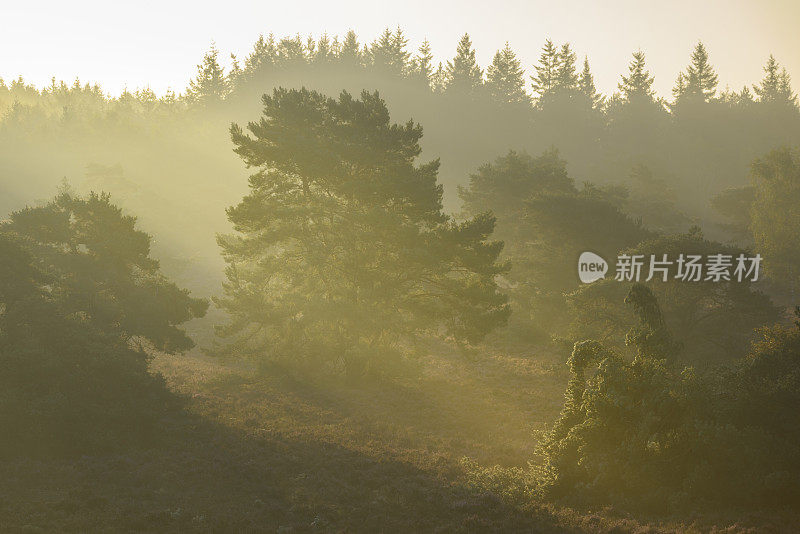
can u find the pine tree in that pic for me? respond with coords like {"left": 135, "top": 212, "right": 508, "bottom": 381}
{"left": 6, "top": 190, "right": 208, "bottom": 351}
{"left": 390, "top": 28, "right": 411, "bottom": 75}
{"left": 672, "top": 72, "right": 686, "bottom": 101}
{"left": 305, "top": 36, "right": 316, "bottom": 58}
{"left": 277, "top": 34, "right": 305, "bottom": 63}
{"left": 410, "top": 39, "right": 434, "bottom": 86}
{"left": 228, "top": 53, "right": 243, "bottom": 89}
{"left": 674, "top": 42, "right": 718, "bottom": 102}
{"left": 738, "top": 85, "right": 755, "bottom": 105}
{"left": 618, "top": 50, "right": 656, "bottom": 103}
{"left": 339, "top": 30, "right": 362, "bottom": 67}
{"left": 369, "top": 28, "right": 393, "bottom": 70}
{"left": 754, "top": 55, "right": 798, "bottom": 107}
{"left": 486, "top": 42, "right": 529, "bottom": 105}
{"left": 187, "top": 44, "right": 228, "bottom": 106}
{"left": 531, "top": 39, "right": 558, "bottom": 98}
{"left": 445, "top": 33, "right": 483, "bottom": 95}
{"left": 554, "top": 43, "right": 579, "bottom": 93}
{"left": 314, "top": 33, "right": 334, "bottom": 63}
{"left": 431, "top": 62, "right": 446, "bottom": 94}
{"left": 578, "top": 56, "right": 604, "bottom": 108}
{"left": 219, "top": 88, "right": 509, "bottom": 375}
{"left": 370, "top": 27, "right": 409, "bottom": 76}
{"left": 244, "top": 34, "right": 277, "bottom": 77}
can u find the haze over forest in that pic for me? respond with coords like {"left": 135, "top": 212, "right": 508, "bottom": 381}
{"left": 2, "top": 4, "right": 800, "bottom": 531}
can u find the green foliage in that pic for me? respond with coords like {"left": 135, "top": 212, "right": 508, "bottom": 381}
{"left": 749, "top": 147, "right": 800, "bottom": 290}
{"left": 369, "top": 28, "right": 410, "bottom": 77}
{"left": 187, "top": 44, "right": 229, "bottom": 107}
{"left": 618, "top": 51, "right": 657, "bottom": 104}
{"left": 5, "top": 190, "right": 209, "bottom": 352}
{"left": 673, "top": 42, "right": 719, "bottom": 104}
{"left": 569, "top": 228, "right": 778, "bottom": 362}
{"left": 486, "top": 43, "right": 530, "bottom": 106}
{"left": 216, "top": 88, "right": 509, "bottom": 376}
{"left": 538, "top": 285, "right": 800, "bottom": 509}
{"left": 711, "top": 184, "right": 754, "bottom": 240}
{"left": 445, "top": 34, "right": 483, "bottom": 95}
{"left": 531, "top": 39, "right": 559, "bottom": 99}
{"left": 460, "top": 150, "right": 649, "bottom": 343}
{"left": 578, "top": 57, "right": 604, "bottom": 110}
{"left": 0, "top": 191, "right": 206, "bottom": 456}
{"left": 753, "top": 55, "right": 798, "bottom": 108}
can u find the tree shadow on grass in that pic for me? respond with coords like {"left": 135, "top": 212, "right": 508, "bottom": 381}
{"left": 0, "top": 406, "right": 571, "bottom": 533}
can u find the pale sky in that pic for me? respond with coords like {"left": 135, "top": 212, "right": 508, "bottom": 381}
{"left": 2, "top": 0, "right": 799, "bottom": 99}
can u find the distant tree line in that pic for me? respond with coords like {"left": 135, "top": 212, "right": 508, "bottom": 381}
{"left": 2, "top": 29, "right": 799, "bottom": 225}
{"left": 4, "top": 30, "right": 795, "bottom": 114}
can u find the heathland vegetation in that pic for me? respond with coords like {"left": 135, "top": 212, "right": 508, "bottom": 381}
{"left": 2, "top": 30, "right": 800, "bottom": 531}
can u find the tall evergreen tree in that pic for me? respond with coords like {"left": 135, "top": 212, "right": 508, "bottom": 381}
{"left": 243, "top": 34, "right": 277, "bottom": 77}
{"left": 672, "top": 72, "right": 687, "bottom": 101}
{"left": 673, "top": 42, "right": 718, "bottom": 102}
{"left": 754, "top": 55, "right": 798, "bottom": 107}
{"left": 445, "top": 34, "right": 483, "bottom": 95}
{"left": 431, "top": 62, "right": 447, "bottom": 94}
{"left": 578, "top": 56, "right": 604, "bottom": 108}
{"left": 228, "top": 53, "right": 243, "bottom": 88}
{"left": 553, "top": 43, "right": 579, "bottom": 93}
{"left": 410, "top": 39, "right": 434, "bottom": 86}
{"left": 339, "top": 30, "right": 362, "bottom": 67}
{"left": 738, "top": 85, "right": 755, "bottom": 105}
{"left": 305, "top": 36, "right": 316, "bottom": 58}
{"left": 486, "top": 43, "right": 529, "bottom": 105}
{"left": 313, "top": 33, "right": 334, "bottom": 63}
{"left": 187, "top": 44, "right": 228, "bottom": 106}
{"left": 369, "top": 27, "right": 409, "bottom": 76}
{"left": 618, "top": 50, "right": 656, "bottom": 103}
{"left": 277, "top": 35, "right": 305, "bottom": 63}
{"left": 531, "top": 39, "right": 559, "bottom": 98}
{"left": 219, "top": 88, "right": 509, "bottom": 375}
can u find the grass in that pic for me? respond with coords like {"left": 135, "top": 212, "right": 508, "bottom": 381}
{"left": 1, "top": 341, "right": 798, "bottom": 532}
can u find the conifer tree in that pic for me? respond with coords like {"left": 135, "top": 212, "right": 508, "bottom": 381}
{"left": 672, "top": 72, "right": 686, "bottom": 101}
{"left": 277, "top": 35, "right": 305, "bottom": 63}
{"left": 244, "top": 34, "right": 277, "bottom": 77}
{"left": 486, "top": 43, "right": 529, "bottom": 105}
{"left": 187, "top": 44, "right": 228, "bottom": 106}
{"left": 410, "top": 40, "right": 435, "bottom": 86}
{"left": 531, "top": 39, "right": 558, "bottom": 98}
{"left": 369, "top": 28, "right": 393, "bottom": 70}
{"left": 218, "top": 88, "right": 509, "bottom": 375}
{"left": 228, "top": 53, "right": 243, "bottom": 89}
{"left": 314, "top": 33, "right": 334, "bottom": 63}
{"left": 618, "top": 50, "right": 656, "bottom": 103}
{"left": 673, "top": 42, "right": 718, "bottom": 102}
{"left": 753, "top": 55, "right": 798, "bottom": 107}
{"left": 370, "top": 27, "right": 409, "bottom": 76}
{"left": 445, "top": 33, "right": 483, "bottom": 95}
{"left": 578, "top": 56, "right": 604, "bottom": 108}
{"left": 305, "top": 36, "right": 316, "bottom": 58}
{"left": 554, "top": 43, "right": 579, "bottom": 93}
{"left": 738, "top": 85, "right": 755, "bottom": 105}
{"left": 390, "top": 28, "right": 411, "bottom": 75}
{"left": 339, "top": 30, "right": 362, "bottom": 67}
{"left": 431, "top": 62, "right": 447, "bottom": 94}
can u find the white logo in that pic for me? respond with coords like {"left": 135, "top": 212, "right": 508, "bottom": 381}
{"left": 578, "top": 251, "right": 608, "bottom": 284}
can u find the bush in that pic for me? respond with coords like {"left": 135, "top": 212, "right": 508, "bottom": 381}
{"left": 537, "top": 283, "right": 800, "bottom": 510}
